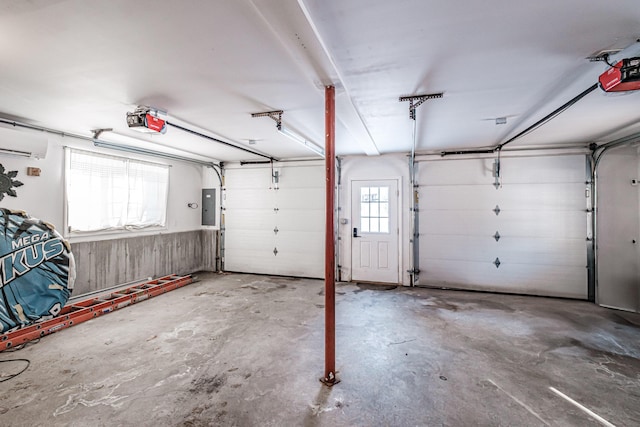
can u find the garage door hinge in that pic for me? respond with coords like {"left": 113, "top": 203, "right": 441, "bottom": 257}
{"left": 273, "top": 207, "right": 279, "bottom": 213}
{"left": 493, "top": 258, "right": 501, "bottom": 268}
{"left": 493, "top": 231, "right": 501, "bottom": 242}
{"left": 273, "top": 247, "right": 278, "bottom": 256}
{"left": 273, "top": 226, "right": 279, "bottom": 235}
{"left": 493, "top": 205, "right": 501, "bottom": 216}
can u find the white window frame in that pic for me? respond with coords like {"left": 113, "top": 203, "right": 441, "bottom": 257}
{"left": 359, "top": 185, "right": 390, "bottom": 234}
{"left": 64, "top": 148, "right": 170, "bottom": 236}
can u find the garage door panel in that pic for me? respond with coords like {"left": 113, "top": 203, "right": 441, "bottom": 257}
{"left": 418, "top": 156, "right": 585, "bottom": 186}
{"left": 421, "top": 235, "right": 586, "bottom": 266}
{"left": 498, "top": 156, "right": 586, "bottom": 183}
{"left": 224, "top": 189, "right": 274, "bottom": 208}
{"left": 420, "top": 210, "right": 586, "bottom": 238}
{"left": 224, "top": 230, "right": 274, "bottom": 251}
{"left": 278, "top": 166, "right": 325, "bottom": 188}
{"left": 224, "top": 168, "right": 272, "bottom": 189}
{"left": 419, "top": 186, "right": 497, "bottom": 210}
{"left": 276, "top": 231, "right": 324, "bottom": 253}
{"left": 421, "top": 260, "right": 587, "bottom": 298}
{"left": 276, "top": 188, "right": 324, "bottom": 209}
{"left": 486, "top": 211, "right": 587, "bottom": 240}
{"left": 247, "top": 254, "right": 323, "bottom": 278}
{"left": 224, "top": 255, "right": 281, "bottom": 276}
{"left": 419, "top": 183, "right": 585, "bottom": 211}
{"left": 225, "top": 237, "right": 324, "bottom": 277}
{"left": 498, "top": 183, "right": 585, "bottom": 210}
{"left": 418, "top": 159, "right": 494, "bottom": 185}
{"left": 224, "top": 209, "right": 275, "bottom": 230}
{"left": 276, "top": 210, "right": 324, "bottom": 232}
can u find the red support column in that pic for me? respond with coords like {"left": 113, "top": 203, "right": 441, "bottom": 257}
{"left": 321, "top": 85, "right": 339, "bottom": 386}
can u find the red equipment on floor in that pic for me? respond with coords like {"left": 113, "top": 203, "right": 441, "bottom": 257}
{"left": 0, "top": 273, "right": 192, "bottom": 352}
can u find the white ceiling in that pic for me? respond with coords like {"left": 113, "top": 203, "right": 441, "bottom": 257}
{"left": 1, "top": 0, "right": 640, "bottom": 162}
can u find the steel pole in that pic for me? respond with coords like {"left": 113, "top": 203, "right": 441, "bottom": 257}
{"left": 321, "top": 85, "right": 338, "bottom": 386}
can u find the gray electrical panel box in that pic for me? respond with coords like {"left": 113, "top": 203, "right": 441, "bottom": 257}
{"left": 202, "top": 188, "right": 216, "bottom": 226}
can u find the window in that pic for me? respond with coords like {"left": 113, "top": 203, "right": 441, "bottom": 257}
{"left": 360, "top": 186, "right": 389, "bottom": 233}
{"left": 66, "top": 149, "right": 169, "bottom": 232}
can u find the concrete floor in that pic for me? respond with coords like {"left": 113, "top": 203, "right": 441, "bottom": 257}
{"left": 1, "top": 272, "right": 639, "bottom": 426}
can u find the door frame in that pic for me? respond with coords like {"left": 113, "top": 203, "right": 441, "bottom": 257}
{"left": 347, "top": 177, "right": 403, "bottom": 284}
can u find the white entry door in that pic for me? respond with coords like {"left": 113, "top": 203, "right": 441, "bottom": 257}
{"left": 351, "top": 180, "right": 399, "bottom": 283}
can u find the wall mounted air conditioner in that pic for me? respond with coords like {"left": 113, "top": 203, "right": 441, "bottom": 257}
{"left": 0, "top": 126, "right": 48, "bottom": 159}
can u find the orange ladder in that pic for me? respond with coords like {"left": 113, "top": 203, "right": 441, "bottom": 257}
{"left": 0, "top": 273, "right": 193, "bottom": 351}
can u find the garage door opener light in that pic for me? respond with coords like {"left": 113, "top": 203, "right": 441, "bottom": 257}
{"left": 251, "top": 110, "right": 324, "bottom": 157}
{"left": 278, "top": 125, "right": 324, "bottom": 157}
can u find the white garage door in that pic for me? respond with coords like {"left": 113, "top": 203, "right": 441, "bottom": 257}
{"left": 418, "top": 155, "right": 588, "bottom": 298}
{"left": 596, "top": 146, "right": 640, "bottom": 312}
{"left": 223, "top": 162, "right": 325, "bottom": 278}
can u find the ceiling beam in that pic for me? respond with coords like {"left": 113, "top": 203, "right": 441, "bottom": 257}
{"left": 296, "top": 0, "right": 380, "bottom": 156}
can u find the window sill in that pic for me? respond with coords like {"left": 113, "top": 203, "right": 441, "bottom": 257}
{"left": 65, "top": 226, "right": 170, "bottom": 244}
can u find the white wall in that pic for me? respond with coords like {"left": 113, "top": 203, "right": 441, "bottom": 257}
{"left": 0, "top": 132, "right": 64, "bottom": 227}
{"left": 0, "top": 131, "right": 210, "bottom": 242}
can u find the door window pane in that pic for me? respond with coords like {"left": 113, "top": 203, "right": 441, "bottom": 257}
{"left": 380, "top": 187, "right": 389, "bottom": 202}
{"left": 359, "top": 185, "right": 390, "bottom": 234}
{"left": 380, "top": 202, "right": 389, "bottom": 218}
{"left": 360, "top": 202, "right": 370, "bottom": 217}
{"left": 370, "top": 202, "right": 379, "bottom": 217}
{"left": 370, "top": 187, "right": 379, "bottom": 201}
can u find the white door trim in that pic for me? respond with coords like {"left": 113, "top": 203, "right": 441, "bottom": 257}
{"left": 347, "top": 177, "right": 402, "bottom": 284}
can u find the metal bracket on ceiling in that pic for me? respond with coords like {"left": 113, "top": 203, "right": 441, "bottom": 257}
{"left": 251, "top": 110, "right": 284, "bottom": 130}
{"left": 91, "top": 128, "right": 113, "bottom": 140}
{"left": 399, "top": 93, "right": 443, "bottom": 120}
{"left": 586, "top": 49, "right": 622, "bottom": 64}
